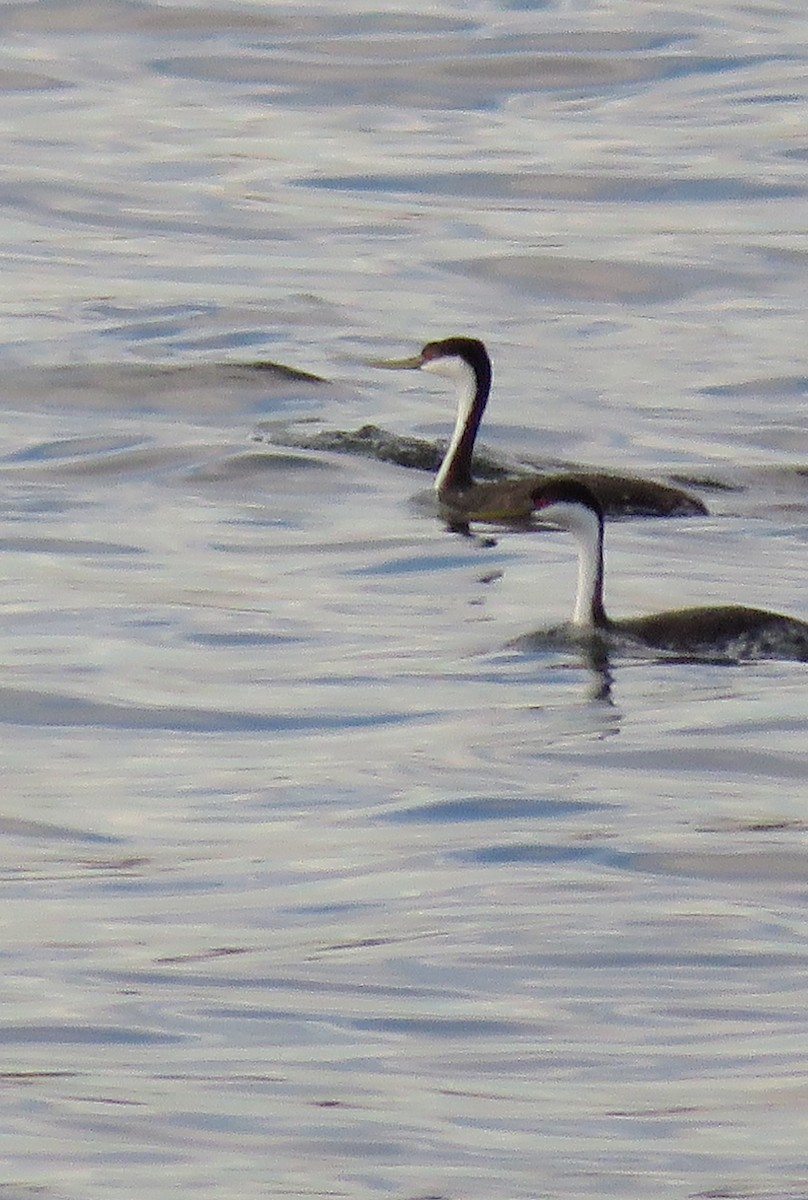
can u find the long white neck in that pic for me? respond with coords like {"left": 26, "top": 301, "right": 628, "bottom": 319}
{"left": 541, "top": 501, "right": 607, "bottom": 628}
{"left": 421, "top": 357, "right": 482, "bottom": 493}
{"left": 571, "top": 505, "right": 607, "bottom": 628}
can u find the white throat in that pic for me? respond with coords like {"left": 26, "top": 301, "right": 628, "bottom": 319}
{"left": 539, "top": 501, "right": 604, "bottom": 628}
{"left": 421, "top": 356, "right": 479, "bottom": 493}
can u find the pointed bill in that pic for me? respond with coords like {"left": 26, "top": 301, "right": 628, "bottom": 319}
{"left": 366, "top": 353, "right": 424, "bottom": 370}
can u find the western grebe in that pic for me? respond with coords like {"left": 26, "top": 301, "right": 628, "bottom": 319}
{"left": 377, "top": 337, "right": 706, "bottom": 521}
{"left": 520, "top": 477, "right": 808, "bottom": 662}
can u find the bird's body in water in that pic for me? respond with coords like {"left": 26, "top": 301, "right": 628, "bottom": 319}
{"left": 517, "top": 477, "right": 808, "bottom": 663}
{"left": 377, "top": 337, "right": 706, "bottom": 522}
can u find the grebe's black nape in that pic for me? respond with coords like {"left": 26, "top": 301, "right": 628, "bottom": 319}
{"left": 376, "top": 337, "right": 706, "bottom": 522}
{"left": 521, "top": 477, "right": 808, "bottom": 662}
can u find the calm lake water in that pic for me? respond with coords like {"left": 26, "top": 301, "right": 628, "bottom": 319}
{"left": 3, "top": 2, "right": 808, "bottom": 1197}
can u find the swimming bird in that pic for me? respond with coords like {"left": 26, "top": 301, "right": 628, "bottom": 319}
{"left": 377, "top": 336, "right": 706, "bottom": 521}
{"left": 520, "top": 477, "right": 808, "bottom": 662}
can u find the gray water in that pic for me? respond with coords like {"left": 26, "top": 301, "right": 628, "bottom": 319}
{"left": 3, "top": 2, "right": 808, "bottom": 1197}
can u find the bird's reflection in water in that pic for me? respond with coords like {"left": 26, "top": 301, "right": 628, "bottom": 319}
{"left": 502, "top": 634, "right": 622, "bottom": 742}
{"left": 580, "top": 636, "right": 615, "bottom": 707}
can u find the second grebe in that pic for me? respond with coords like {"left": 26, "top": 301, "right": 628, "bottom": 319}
{"left": 519, "top": 478, "right": 808, "bottom": 662}
{"left": 377, "top": 337, "right": 706, "bottom": 521}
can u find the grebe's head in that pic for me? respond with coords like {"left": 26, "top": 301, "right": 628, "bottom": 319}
{"left": 418, "top": 337, "right": 490, "bottom": 384}
{"left": 371, "top": 337, "right": 490, "bottom": 385}
{"left": 531, "top": 478, "right": 604, "bottom": 534}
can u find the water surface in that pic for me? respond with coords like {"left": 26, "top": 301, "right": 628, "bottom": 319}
{"left": 3, "top": 2, "right": 808, "bottom": 1197}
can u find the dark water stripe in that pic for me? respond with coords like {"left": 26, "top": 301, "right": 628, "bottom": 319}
{"left": 0, "top": 687, "right": 435, "bottom": 734}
